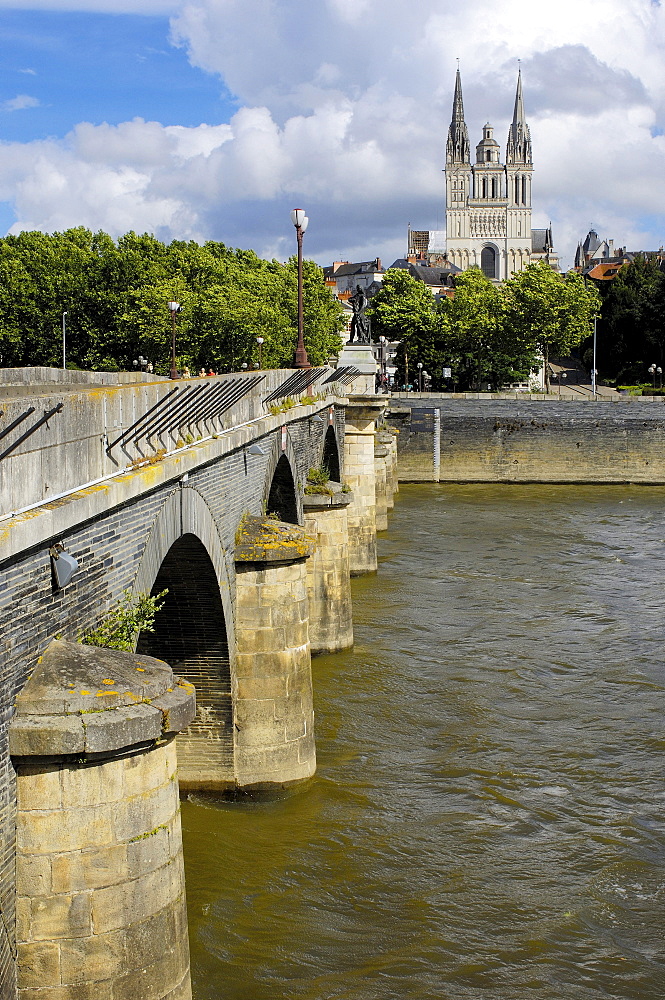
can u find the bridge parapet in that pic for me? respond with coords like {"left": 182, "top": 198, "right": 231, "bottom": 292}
{"left": 0, "top": 368, "right": 340, "bottom": 516}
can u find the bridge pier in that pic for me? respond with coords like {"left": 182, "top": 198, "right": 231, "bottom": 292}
{"left": 374, "top": 445, "right": 389, "bottom": 531}
{"left": 343, "top": 398, "right": 387, "bottom": 575}
{"left": 11, "top": 641, "right": 196, "bottom": 1000}
{"left": 377, "top": 430, "right": 398, "bottom": 507}
{"left": 234, "top": 518, "right": 316, "bottom": 789}
{"left": 302, "top": 486, "right": 354, "bottom": 655}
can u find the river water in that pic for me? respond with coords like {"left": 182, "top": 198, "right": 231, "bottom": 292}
{"left": 181, "top": 484, "right": 665, "bottom": 1000}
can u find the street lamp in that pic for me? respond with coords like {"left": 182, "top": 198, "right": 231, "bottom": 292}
{"left": 133, "top": 355, "right": 150, "bottom": 372}
{"left": 291, "top": 209, "right": 310, "bottom": 369}
{"left": 658, "top": 367, "right": 663, "bottom": 389}
{"left": 556, "top": 371, "right": 567, "bottom": 396}
{"left": 62, "top": 311, "right": 68, "bottom": 370}
{"left": 379, "top": 336, "right": 388, "bottom": 391}
{"left": 649, "top": 363, "right": 657, "bottom": 389}
{"left": 168, "top": 300, "right": 181, "bottom": 379}
{"left": 417, "top": 361, "right": 423, "bottom": 392}
{"left": 256, "top": 336, "right": 264, "bottom": 369}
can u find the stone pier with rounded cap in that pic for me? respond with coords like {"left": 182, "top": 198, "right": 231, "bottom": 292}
{"left": 233, "top": 516, "right": 316, "bottom": 789}
{"left": 302, "top": 482, "right": 354, "bottom": 655}
{"left": 343, "top": 396, "right": 388, "bottom": 575}
{"left": 10, "top": 640, "right": 196, "bottom": 1000}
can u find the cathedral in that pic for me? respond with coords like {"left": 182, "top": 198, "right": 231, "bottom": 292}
{"left": 443, "top": 68, "right": 556, "bottom": 280}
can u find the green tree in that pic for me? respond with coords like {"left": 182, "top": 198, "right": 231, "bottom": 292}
{"left": 437, "top": 267, "right": 535, "bottom": 390}
{"left": 0, "top": 229, "right": 345, "bottom": 373}
{"left": 368, "top": 268, "right": 437, "bottom": 386}
{"left": 589, "top": 255, "right": 665, "bottom": 384}
{"left": 504, "top": 262, "right": 599, "bottom": 390}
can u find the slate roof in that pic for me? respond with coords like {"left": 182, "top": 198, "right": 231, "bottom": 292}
{"left": 582, "top": 229, "right": 601, "bottom": 254}
{"left": 323, "top": 260, "right": 382, "bottom": 279}
{"left": 531, "top": 227, "right": 553, "bottom": 253}
{"left": 388, "top": 259, "right": 461, "bottom": 286}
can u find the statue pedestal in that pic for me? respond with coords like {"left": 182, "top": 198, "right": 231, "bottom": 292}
{"left": 336, "top": 343, "right": 377, "bottom": 394}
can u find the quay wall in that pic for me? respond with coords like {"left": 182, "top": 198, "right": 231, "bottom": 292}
{"left": 390, "top": 398, "right": 665, "bottom": 483}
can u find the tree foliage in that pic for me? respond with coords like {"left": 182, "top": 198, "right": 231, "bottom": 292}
{"left": 79, "top": 589, "right": 168, "bottom": 652}
{"left": 369, "top": 262, "right": 599, "bottom": 391}
{"left": 504, "top": 263, "right": 600, "bottom": 390}
{"left": 0, "top": 228, "right": 345, "bottom": 373}
{"left": 586, "top": 255, "right": 665, "bottom": 384}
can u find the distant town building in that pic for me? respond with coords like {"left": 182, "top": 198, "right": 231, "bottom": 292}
{"left": 574, "top": 229, "right": 665, "bottom": 281}
{"left": 389, "top": 256, "right": 459, "bottom": 300}
{"left": 323, "top": 259, "right": 384, "bottom": 300}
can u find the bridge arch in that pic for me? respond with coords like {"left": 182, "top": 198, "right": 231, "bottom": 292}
{"left": 134, "top": 486, "right": 236, "bottom": 788}
{"left": 321, "top": 424, "right": 341, "bottom": 482}
{"left": 263, "top": 431, "right": 302, "bottom": 524}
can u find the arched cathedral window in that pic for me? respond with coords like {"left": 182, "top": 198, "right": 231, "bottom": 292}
{"left": 481, "top": 245, "right": 497, "bottom": 279}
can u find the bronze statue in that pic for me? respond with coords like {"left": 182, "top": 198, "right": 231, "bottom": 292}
{"left": 348, "top": 284, "right": 371, "bottom": 344}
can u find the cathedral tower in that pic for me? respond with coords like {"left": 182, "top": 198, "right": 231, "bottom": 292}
{"left": 445, "top": 69, "right": 536, "bottom": 280}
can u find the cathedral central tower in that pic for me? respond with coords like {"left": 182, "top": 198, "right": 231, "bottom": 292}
{"left": 445, "top": 69, "right": 534, "bottom": 280}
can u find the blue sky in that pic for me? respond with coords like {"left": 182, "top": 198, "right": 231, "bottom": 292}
{"left": 0, "top": 10, "right": 234, "bottom": 140}
{"left": 1, "top": 1, "right": 665, "bottom": 270}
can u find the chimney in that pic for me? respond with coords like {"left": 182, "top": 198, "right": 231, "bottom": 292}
{"left": 332, "top": 261, "right": 347, "bottom": 273}
{"left": 375, "top": 257, "right": 382, "bottom": 271}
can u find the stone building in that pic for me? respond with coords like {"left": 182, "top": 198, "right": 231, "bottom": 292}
{"left": 443, "top": 68, "right": 557, "bottom": 279}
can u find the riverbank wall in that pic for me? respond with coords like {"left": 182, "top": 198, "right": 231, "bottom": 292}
{"left": 390, "top": 397, "right": 665, "bottom": 483}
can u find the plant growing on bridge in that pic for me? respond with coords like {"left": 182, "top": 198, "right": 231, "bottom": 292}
{"left": 79, "top": 589, "right": 168, "bottom": 652}
{"left": 304, "top": 465, "right": 334, "bottom": 496}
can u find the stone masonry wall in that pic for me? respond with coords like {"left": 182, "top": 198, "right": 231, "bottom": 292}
{"left": 391, "top": 399, "right": 665, "bottom": 483}
{"left": 16, "top": 739, "right": 190, "bottom": 1000}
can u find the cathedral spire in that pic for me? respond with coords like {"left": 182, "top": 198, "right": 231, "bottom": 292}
{"left": 506, "top": 68, "right": 532, "bottom": 165}
{"left": 446, "top": 67, "right": 470, "bottom": 164}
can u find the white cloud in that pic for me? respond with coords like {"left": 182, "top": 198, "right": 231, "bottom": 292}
{"left": 2, "top": 95, "right": 40, "bottom": 112}
{"left": 1, "top": 0, "right": 665, "bottom": 269}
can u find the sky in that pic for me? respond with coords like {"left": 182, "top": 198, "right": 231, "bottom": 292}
{"left": 0, "top": 1, "right": 664, "bottom": 271}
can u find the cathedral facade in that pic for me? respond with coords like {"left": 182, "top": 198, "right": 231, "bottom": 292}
{"left": 445, "top": 69, "right": 552, "bottom": 280}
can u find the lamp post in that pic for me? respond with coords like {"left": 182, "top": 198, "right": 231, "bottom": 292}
{"left": 133, "top": 355, "right": 150, "bottom": 372}
{"left": 417, "top": 361, "right": 423, "bottom": 392}
{"left": 658, "top": 367, "right": 663, "bottom": 389}
{"left": 62, "top": 312, "right": 68, "bottom": 370}
{"left": 291, "top": 209, "right": 310, "bottom": 368}
{"left": 556, "top": 371, "right": 567, "bottom": 396}
{"left": 256, "top": 336, "right": 264, "bottom": 369}
{"left": 649, "top": 363, "right": 657, "bottom": 389}
{"left": 379, "top": 336, "right": 388, "bottom": 390}
{"left": 168, "top": 300, "right": 181, "bottom": 379}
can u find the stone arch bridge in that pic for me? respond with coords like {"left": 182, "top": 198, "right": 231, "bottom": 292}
{"left": 0, "top": 366, "right": 398, "bottom": 998}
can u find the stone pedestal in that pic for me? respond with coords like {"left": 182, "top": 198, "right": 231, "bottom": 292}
{"left": 302, "top": 485, "right": 354, "bottom": 654}
{"left": 374, "top": 446, "right": 389, "bottom": 531}
{"left": 234, "top": 517, "right": 316, "bottom": 789}
{"left": 10, "top": 641, "right": 196, "bottom": 1000}
{"left": 336, "top": 344, "right": 377, "bottom": 395}
{"left": 344, "top": 398, "right": 387, "bottom": 575}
